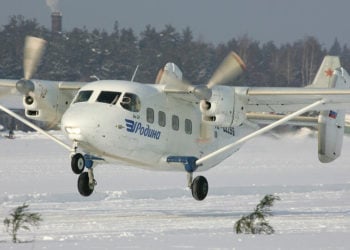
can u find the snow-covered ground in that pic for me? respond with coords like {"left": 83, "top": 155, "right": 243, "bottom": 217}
{"left": 0, "top": 128, "right": 349, "bottom": 249}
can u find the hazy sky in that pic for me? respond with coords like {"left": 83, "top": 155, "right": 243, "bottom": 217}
{"left": 1, "top": 0, "right": 350, "bottom": 48}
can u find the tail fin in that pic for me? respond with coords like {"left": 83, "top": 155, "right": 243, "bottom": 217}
{"left": 155, "top": 62, "right": 183, "bottom": 85}
{"left": 309, "top": 56, "right": 340, "bottom": 88}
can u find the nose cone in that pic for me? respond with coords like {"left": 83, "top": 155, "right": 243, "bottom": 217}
{"left": 61, "top": 105, "right": 89, "bottom": 141}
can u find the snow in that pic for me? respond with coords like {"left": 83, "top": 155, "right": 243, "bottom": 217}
{"left": 0, "top": 129, "right": 350, "bottom": 249}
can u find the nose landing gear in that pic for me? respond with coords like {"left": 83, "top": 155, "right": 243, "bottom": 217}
{"left": 71, "top": 153, "right": 97, "bottom": 197}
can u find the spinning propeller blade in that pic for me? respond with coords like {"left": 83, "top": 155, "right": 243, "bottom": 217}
{"left": 207, "top": 52, "right": 246, "bottom": 89}
{"left": 200, "top": 52, "right": 246, "bottom": 141}
{"left": 16, "top": 36, "right": 47, "bottom": 95}
{"left": 23, "top": 36, "right": 47, "bottom": 80}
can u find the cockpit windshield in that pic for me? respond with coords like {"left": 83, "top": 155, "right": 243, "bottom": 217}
{"left": 96, "top": 91, "right": 121, "bottom": 104}
{"left": 74, "top": 90, "right": 140, "bottom": 112}
{"left": 120, "top": 93, "right": 141, "bottom": 112}
{"left": 74, "top": 90, "right": 93, "bottom": 103}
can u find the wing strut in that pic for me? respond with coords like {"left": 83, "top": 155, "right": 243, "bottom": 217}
{"left": 196, "top": 99, "right": 326, "bottom": 166}
{"left": 0, "top": 104, "right": 71, "bottom": 151}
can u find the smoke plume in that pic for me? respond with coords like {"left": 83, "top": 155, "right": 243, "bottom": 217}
{"left": 45, "top": 0, "right": 60, "bottom": 12}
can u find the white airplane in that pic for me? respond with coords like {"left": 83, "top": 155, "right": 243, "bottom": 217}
{"left": 1, "top": 36, "right": 350, "bottom": 201}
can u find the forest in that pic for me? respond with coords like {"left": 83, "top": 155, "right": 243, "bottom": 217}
{"left": 0, "top": 15, "right": 349, "bottom": 87}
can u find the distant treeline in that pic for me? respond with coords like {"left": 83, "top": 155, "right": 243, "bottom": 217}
{"left": 0, "top": 15, "right": 349, "bottom": 87}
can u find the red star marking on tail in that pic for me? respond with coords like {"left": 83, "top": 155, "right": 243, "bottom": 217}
{"left": 325, "top": 68, "right": 333, "bottom": 77}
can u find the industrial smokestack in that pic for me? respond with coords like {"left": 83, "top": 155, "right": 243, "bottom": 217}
{"left": 51, "top": 12, "right": 62, "bottom": 33}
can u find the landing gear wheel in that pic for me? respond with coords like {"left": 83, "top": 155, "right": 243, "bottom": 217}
{"left": 191, "top": 176, "right": 209, "bottom": 201}
{"left": 71, "top": 153, "right": 85, "bottom": 174}
{"left": 77, "top": 172, "right": 94, "bottom": 196}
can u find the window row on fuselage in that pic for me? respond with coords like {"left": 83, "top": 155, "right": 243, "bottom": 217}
{"left": 146, "top": 107, "right": 192, "bottom": 135}
{"left": 73, "top": 89, "right": 193, "bottom": 135}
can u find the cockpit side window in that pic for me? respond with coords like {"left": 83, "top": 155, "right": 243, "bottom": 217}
{"left": 120, "top": 93, "right": 141, "bottom": 112}
{"left": 74, "top": 90, "right": 93, "bottom": 103}
{"left": 96, "top": 91, "right": 121, "bottom": 104}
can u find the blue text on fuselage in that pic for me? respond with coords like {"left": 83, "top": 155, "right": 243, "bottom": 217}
{"left": 125, "top": 119, "right": 161, "bottom": 140}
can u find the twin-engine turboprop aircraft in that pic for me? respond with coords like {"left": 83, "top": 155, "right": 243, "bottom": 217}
{"left": 1, "top": 36, "right": 350, "bottom": 200}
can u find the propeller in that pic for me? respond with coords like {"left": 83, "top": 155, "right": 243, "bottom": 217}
{"left": 23, "top": 36, "right": 47, "bottom": 80}
{"left": 207, "top": 51, "right": 246, "bottom": 89}
{"left": 200, "top": 52, "right": 246, "bottom": 140}
{"left": 161, "top": 51, "right": 246, "bottom": 100}
{"left": 198, "top": 51, "right": 246, "bottom": 109}
{"left": 16, "top": 36, "right": 47, "bottom": 95}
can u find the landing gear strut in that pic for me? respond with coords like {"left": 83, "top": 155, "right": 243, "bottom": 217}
{"left": 187, "top": 172, "right": 209, "bottom": 201}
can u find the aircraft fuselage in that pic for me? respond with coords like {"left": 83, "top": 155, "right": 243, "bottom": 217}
{"left": 62, "top": 80, "right": 251, "bottom": 172}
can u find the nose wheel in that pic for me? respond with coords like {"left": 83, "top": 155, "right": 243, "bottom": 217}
{"left": 71, "top": 153, "right": 85, "bottom": 174}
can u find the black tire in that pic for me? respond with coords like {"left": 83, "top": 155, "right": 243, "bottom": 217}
{"left": 191, "top": 176, "right": 209, "bottom": 201}
{"left": 77, "top": 172, "right": 94, "bottom": 196}
{"left": 71, "top": 153, "right": 85, "bottom": 174}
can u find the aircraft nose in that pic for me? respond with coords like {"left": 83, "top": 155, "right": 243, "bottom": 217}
{"left": 61, "top": 106, "right": 89, "bottom": 141}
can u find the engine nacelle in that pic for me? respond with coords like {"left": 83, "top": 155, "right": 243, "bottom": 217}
{"left": 23, "top": 80, "right": 76, "bottom": 126}
{"left": 200, "top": 86, "right": 246, "bottom": 127}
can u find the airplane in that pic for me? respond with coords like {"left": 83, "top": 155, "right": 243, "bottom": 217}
{"left": 1, "top": 36, "right": 350, "bottom": 201}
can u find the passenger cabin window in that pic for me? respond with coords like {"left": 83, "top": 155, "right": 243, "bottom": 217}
{"left": 147, "top": 108, "right": 154, "bottom": 123}
{"left": 96, "top": 91, "right": 121, "bottom": 104}
{"left": 120, "top": 93, "right": 141, "bottom": 112}
{"left": 172, "top": 115, "right": 179, "bottom": 131}
{"left": 158, "top": 111, "right": 166, "bottom": 127}
{"left": 185, "top": 119, "right": 192, "bottom": 134}
{"left": 74, "top": 90, "right": 93, "bottom": 103}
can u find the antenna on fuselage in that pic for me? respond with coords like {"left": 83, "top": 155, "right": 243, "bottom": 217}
{"left": 90, "top": 75, "right": 100, "bottom": 81}
{"left": 131, "top": 65, "right": 139, "bottom": 82}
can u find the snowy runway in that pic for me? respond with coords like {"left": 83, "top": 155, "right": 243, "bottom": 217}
{"left": 1, "top": 129, "right": 350, "bottom": 249}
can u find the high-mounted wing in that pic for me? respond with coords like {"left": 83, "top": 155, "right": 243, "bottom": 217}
{"left": 196, "top": 56, "right": 350, "bottom": 166}
{"left": 243, "top": 56, "right": 347, "bottom": 113}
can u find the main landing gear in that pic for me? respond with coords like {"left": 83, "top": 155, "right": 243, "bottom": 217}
{"left": 71, "top": 153, "right": 96, "bottom": 197}
{"left": 167, "top": 156, "right": 209, "bottom": 201}
{"left": 187, "top": 172, "right": 209, "bottom": 201}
